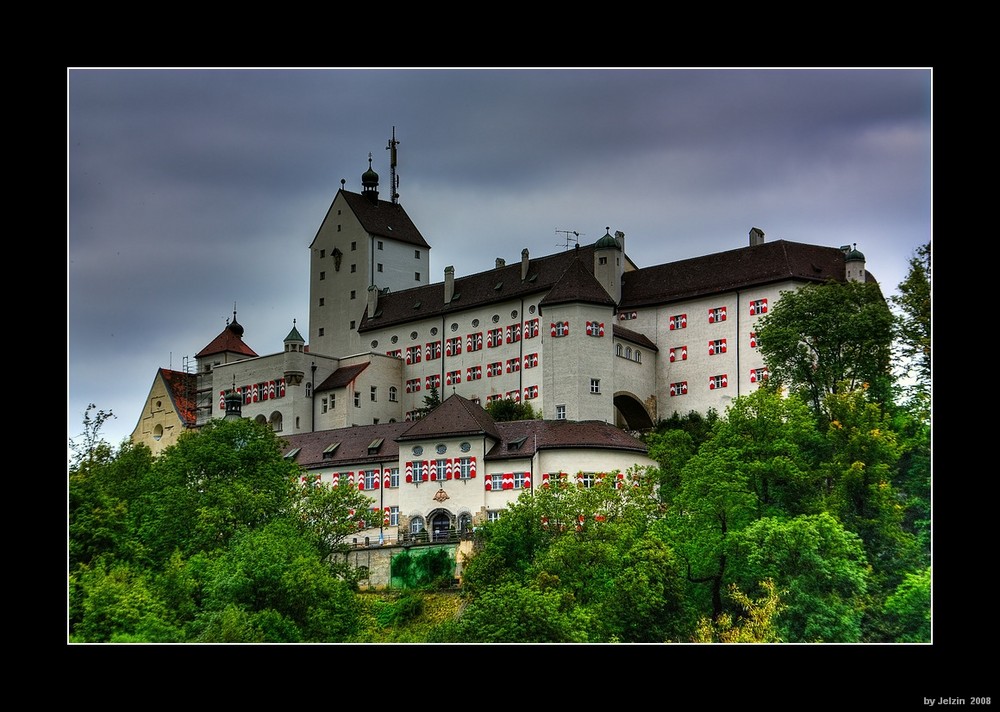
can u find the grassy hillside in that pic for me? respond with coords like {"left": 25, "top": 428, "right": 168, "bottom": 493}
{"left": 349, "top": 590, "right": 465, "bottom": 643}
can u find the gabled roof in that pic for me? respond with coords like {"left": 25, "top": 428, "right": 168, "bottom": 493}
{"left": 195, "top": 322, "right": 258, "bottom": 359}
{"left": 612, "top": 324, "right": 658, "bottom": 351}
{"left": 316, "top": 362, "right": 370, "bottom": 392}
{"left": 157, "top": 368, "right": 198, "bottom": 427}
{"left": 338, "top": 190, "right": 429, "bottom": 249}
{"left": 619, "top": 239, "right": 875, "bottom": 309}
{"left": 280, "top": 421, "right": 412, "bottom": 470}
{"left": 359, "top": 245, "right": 601, "bottom": 331}
{"left": 396, "top": 393, "right": 502, "bottom": 442}
{"left": 538, "top": 254, "right": 617, "bottom": 308}
{"left": 485, "top": 419, "right": 648, "bottom": 461}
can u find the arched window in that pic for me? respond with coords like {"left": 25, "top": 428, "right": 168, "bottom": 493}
{"left": 255, "top": 414, "right": 267, "bottom": 426}
{"left": 616, "top": 343, "right": 623, "bottom": 357}
{"left": 410, "top": 516, "right": 425, "bottom": 534}
{"left": 635, "top": 350, "right": 641, "bottom": 363}
{"left": 389, "top": 386, "right": 398, "bottom": 402}
{"left": 152, "top": 424, "right": 163, "bottom": 441}
{"left": 269, "top": 411, "right": 283, "bottom": 432}
{"left": 625, "top": 346, "right": 632, "bottom": 360}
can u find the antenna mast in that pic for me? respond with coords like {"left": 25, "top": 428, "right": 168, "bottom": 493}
{"left": 386, "top": 126, "right": 400, "bottom": 204}
{"left": 555, "top": 229, "right": 584, "bottom": 250}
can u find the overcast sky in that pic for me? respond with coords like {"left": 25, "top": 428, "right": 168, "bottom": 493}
{"left": 67, "top": 68, "right": 932, "bottom": 451}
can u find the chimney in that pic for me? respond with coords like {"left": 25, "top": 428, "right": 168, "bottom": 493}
{"left": 444, "top": 265, "right": 455, "bottom": 303}
{"left": 496, "top": 257, "right": 506, "bottom": 269}
{"left": 521, "top": 248, "right": 529, "bottom": 280}
{"left": 367, "top": 283, "right": 379, "bottom": 316}
{"left": 615, "top": 231, "right": 625, "bottom": 254}
{"left": 749, "top": 227, "right": 765, "bottom": 247}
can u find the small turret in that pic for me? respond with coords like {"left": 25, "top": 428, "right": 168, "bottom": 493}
{"left": 843, "top": 243, "right": 867, "bottom": 283}
{"left": 361, "top": 153, "right": 379, "bottom": 204}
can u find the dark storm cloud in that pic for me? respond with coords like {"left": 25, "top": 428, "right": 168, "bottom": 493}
{"left": 68, "top": 68, "right": 931, "bottom": 449}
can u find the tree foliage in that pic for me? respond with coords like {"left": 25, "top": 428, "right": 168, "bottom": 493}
{"left": 132, "top": 418, "right": 300, "bottom": 564}
{"left": 485, "top": 397, "right": 540, "bottom": 422}
{"left": 69, "top": 413, "right": 368, "bottom": 642}
{"left": 882, "top": 566, "right": 931, "bottom": 643}
{"left": 728, "top": 513, "right": 870, "bottom": 642}
{"left": 891, "top": 242, "right": 931, "bottom": 419}
{"left": 692, "top": 579, "right": 783, "bottom": 643}
{"left": 755, "top": 280, "right": 895, "bottom": 417}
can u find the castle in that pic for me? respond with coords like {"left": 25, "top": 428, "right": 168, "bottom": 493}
{"left": 131, "top": 140, "right": 875, "bottom": 545}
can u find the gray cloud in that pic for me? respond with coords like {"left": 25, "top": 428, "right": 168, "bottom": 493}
{"left": 67, "top": 67, "right": 932, "bottom": 449}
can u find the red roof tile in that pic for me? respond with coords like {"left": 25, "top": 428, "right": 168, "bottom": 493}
{"left": 159, "top": 368, "right": 198, "bottom": 427}
{"left": 195, "top": 322, "right": 258, "bottom": 359}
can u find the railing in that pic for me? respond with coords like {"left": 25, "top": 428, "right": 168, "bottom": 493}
{"left": 348, "top": 529, "right": 475, "bottom": 549}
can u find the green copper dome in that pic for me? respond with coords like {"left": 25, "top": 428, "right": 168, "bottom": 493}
{"left": 594, "top": 230, "right": 620, "bottom": 249}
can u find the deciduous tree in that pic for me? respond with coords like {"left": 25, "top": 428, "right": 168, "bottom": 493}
{"left": 755, "top": 280, "right": 895, "bottom": 417}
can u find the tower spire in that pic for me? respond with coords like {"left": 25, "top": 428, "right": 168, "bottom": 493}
{"left": 386, "top": 126, "right": 400, "bottom": 204}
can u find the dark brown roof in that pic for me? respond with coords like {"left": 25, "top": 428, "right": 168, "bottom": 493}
{"left": 538, "top": 254, "right": 617, "bottom": 308}
{"left": 612, "top": 324, "right": 658, "bottom": 351}
{"left": 280, "top": 421, "right": 412, "bottom": 471}
{"left": 619, "top": 240, "right": 868, "bottom": 309}
{"left": 316, "top": 362, "right": 370, "bottom": 392}
{"left": 396, "top": 393, "right": 502, "bottom": 442}
{"left": 360, "top": 245, "right": 602, "bottom": 331}
{"left": 485, "top": 419, "right": 648, "bottom": 461}
{"left": 338, "top": 190, "right": 429, "bottom": 249}
{"left": 195, "top": 322, "right": 258, "bottom": 359}
{"left": 159, "top": 368, "right": 198, "bottom": 427}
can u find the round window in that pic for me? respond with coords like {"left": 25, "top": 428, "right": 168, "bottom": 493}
{"left": 436, "top": 443, "right": 447, "bottom": 454}
{"left": 412, "top": 446, "right": 423, "bottom": 456}
{"left": 391, "top": 335, "right": 398, "bottom": 344}
{"left": 410, "top": 331, "right": 418, "bottom": 340}
{"left": 460, "top": 442, "right": 471, "bottom": 452}
{"left": 450, "top": 323, "right": 459, "bottom": 332}
{"left": 511, "top": 310, "right": 518, "bottom": 319}
{"left": 430, "top": 327, "right": 438, "bottom": 336}
{"left": 529, "top": 305, "right": 536, "bottom": 314}
{"left": 492, "top": 314, "right": 500, "bottom": 323}
{"left": 472, "top": 319, "right": 480, "bottom": 327}
{"left": 371, "top": 340, "right": 378, "bottom": 348}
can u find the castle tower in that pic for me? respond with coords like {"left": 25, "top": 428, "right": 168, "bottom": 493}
{"left": 593, "top": 228, "right": 624, "bottom": 304}
{"left": 308, "top": 141, "right": 431, "bottom": 357}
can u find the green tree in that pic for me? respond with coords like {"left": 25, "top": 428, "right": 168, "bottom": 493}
{"left": 654, "top": 409, "right": 719, "bottom": 448}
{"left": 644, "top": 427, "right": 697, "bottom": 499}
{"left": 692, "top": 579, "right": 783, "bottom": 643}
{"left": 68, "top": 403, "right": 116, "bottom": 469}
{"left": 755, "top": 280, "right": 895, "bottom": 417}
{"left": 69, "top": 439, "right": 155, "bottom": 570}
{"left": 822, "top": 389, "right": 914, "bottom": 582}
{"left": 667, "top": 447, "right": 758, "bottom": 621}
{"left": 882, "top": 566, "right": 931, "bottom": 643}
{"left": 728, "top": 513, "right": 870, "bottom": 642}
{"left": 131, "top": 418, "right": 299, "bottom": 564}
{"left": 416, "top": 386, "right": 442, "bottom": 417}
{"left": 70, "top": 557, "right": 181, "bottom": 642}
{"left": 194, "top": 518, "right": 361, "bottom": 642}
{"left": 454, "top": 580, "right": 590, "bottom": 642}
{"left": 294, "top": 474, "right": 386, "bottom": 568}
{"left": 706, "top": 388, "right": 825, "bottom": 518}
{"left": 485, "top": 397, "right": 540, "bottom": 421}
{"left": 890, "top": 242, "right": 931, "bottom": 419}
{"left": 602, "top": 537, "right": 689, "bottom": 642}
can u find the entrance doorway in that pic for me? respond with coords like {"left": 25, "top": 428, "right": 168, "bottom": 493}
{"left": 430, "top": 511, "right": 452, "bottom": 542}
